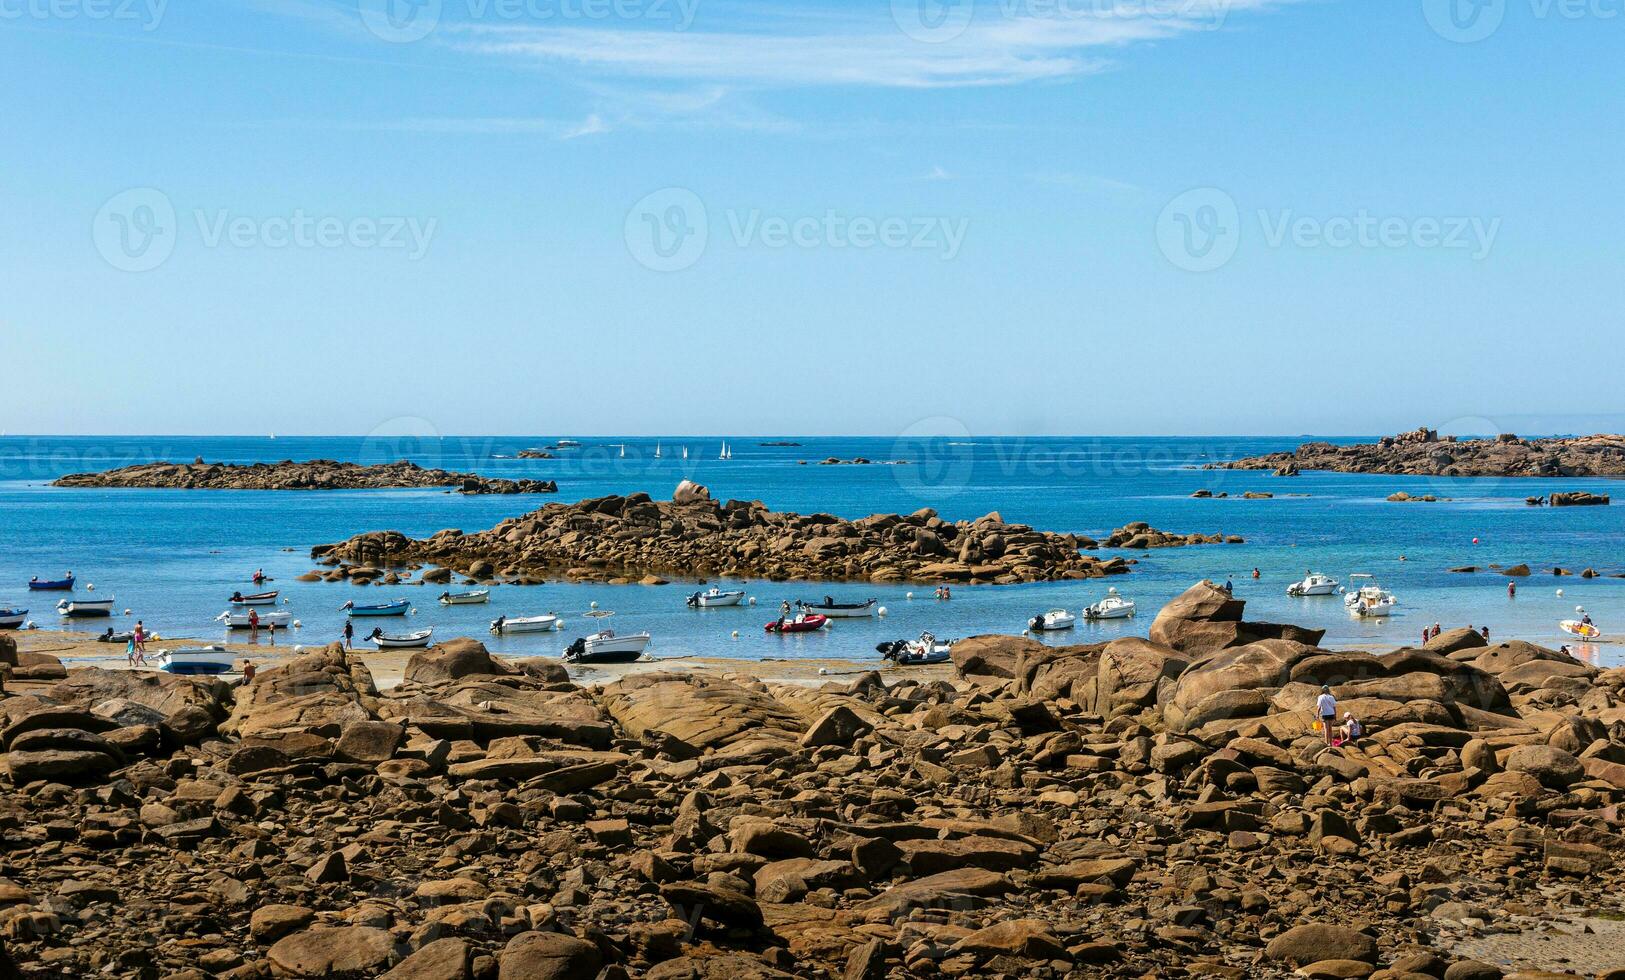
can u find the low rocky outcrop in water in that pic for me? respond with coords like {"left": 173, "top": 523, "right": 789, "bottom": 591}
{"left": 310, "top": 481, "right": 1154, "bottom": 585}
{"left": 53, "top": 459, "right": 557, "bottom": 494}
{"left": 3, "top": 582, "right": 1625, "bottom": 978}
{"left": 1531, "top": 492, "right": 1611, "bottom": 507}
{"left": 1101, "top": 521, "right": 1242, "bottom": 548}
{"left": 1214, "top": 427, "right": 1625, "bottom": 477}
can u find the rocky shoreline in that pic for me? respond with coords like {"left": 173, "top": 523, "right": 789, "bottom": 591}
{"left": 310, "top": 483, "right": 1235, "bottom": 586}
{"left": 1214, "top": 428, "right": 1625, "bottom": 478}
{"left": 1, "top": 580, "right": 1623, "bottom": 978}
{"left": 53, "top": 460, "right": 557, "bottom": 495}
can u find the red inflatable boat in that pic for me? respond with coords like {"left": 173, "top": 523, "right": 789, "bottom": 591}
{"left": 765, "top": 614, "right": 829, "bottom": 634}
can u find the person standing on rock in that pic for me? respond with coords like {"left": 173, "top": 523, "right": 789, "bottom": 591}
{"left": 1316, "top": 686, "right": 1338, "bottom": 747}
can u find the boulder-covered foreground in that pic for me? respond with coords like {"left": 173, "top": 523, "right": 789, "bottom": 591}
{"left": 313, "top": 483, "right": 1238, "bottom": 586}
{"left": 2, "top": 581, "right": 1624, "bottom": 978}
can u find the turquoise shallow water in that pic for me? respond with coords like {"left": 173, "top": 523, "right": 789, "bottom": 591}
{"left": 1, "top": 435, "right": 1621, "bottom": 666}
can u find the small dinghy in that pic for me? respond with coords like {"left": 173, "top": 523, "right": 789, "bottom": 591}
{"left": 95, "top": 627, "right": 134, "bottom": 643}
{"left": 490, "top": 614, "right": 560, "bottom": 635}
{"left": 439, "top": 589, "right": 491, "bottom": 606}
{"left": 797, "top": 597, "right": 877, "bottom": 619}
{"left": 1028, "top": 609, "right": 1076, "bottom": 632}
{"left": 368, "top": 627, "right": 434, "bottom": 649}
{"left": 877, "top": 631, "right": 954, "bottom": 666}
{"left": 1082, "top": 588, "right": 1136, "bottom": 620}
{"left": 687, "top": 588, "right": 746, "bottom": 608}
{"left": 342, "top": 599, "right": 411, "bottom": 617}
{"left": 0, "top": 609, "right": 27, "bottom": 630}
{"left": 217, "top": 610, "right": 293, "bottom": 629}
{"left": 29, "top": 575, "right": 75, "bottom": 592}
{"left": 765, "top": 613, "right": 829, "bottom": 634}
{"left": 57, "top": 598, "right": 114, "bottom": 618}
{"left": 154, "top": 646, "right": 236, "bottom": 676}
{"left": 229, "top": 591, "right": 280, "bottom": 606}
{"left": 1286, "top": 573, "right": 1340, "bottom": 597}
{"left": 563, "top": 629, "right": 652, "bottom": 664}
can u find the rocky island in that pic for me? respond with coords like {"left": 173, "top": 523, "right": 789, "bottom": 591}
{"left": 2, "top": 580, "right": 1623, "bottom": 978}
{"left": 53, "top": 459, "right": 558, "bottom": 495}
{"left": 1214, "top": 427, "right": 1625, "bottom": 478}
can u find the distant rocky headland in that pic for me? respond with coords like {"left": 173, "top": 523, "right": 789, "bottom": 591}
{"left": 311, "top": 482, "right": 1232, "bottom": 585}
{"left": 53, "top": 460, "right": 558, "bottom": 495}
{"left": 1214, "top": 427, "right": 1625, "bottom": 478}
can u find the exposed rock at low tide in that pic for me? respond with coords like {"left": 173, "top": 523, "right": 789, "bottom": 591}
{"left": 311, "top": 485, "right": 1150, "bottom": 585}
{"left": 53, "top": 459, "right": 557, "bottom": 494}
{"left": 3, "top": 582, "right": 1624, "bottom": 978}
{"left": 1215, "top": 428, "right": 1625, "bottom": 478}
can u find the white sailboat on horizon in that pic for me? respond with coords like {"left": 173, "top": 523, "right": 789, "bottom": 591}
{"left": 654, "top": 442, "right": 662, "bottom": 458}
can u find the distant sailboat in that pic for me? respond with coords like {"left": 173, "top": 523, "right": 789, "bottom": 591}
{"left": 682, "top": 446, "right": 689, "bottom": 460}
{"left": 719, "top": 441, "right": 732, "bottom": 460}
{"left": 619, "top": 444, "right": 626, "bottom": 459}
{"left": 654, "top": 442, "right": 662, "bottom": 458}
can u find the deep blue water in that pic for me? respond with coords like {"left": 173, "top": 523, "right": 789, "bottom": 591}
{"left": 1, "top": 435, "right": 1620, "bottom": 666}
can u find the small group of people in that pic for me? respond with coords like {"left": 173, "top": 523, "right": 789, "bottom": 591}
{"left": 1315, "top": 685, "right": 1363, "bottom": 746}
{"left": 125, "top": 620, "right": 148, "bottom": 666}
{"left": 933, "top": 585, "right": 953, "bottom": 600}
{"left": 1420, "top": 622, "right": 1491, "bottom": 645}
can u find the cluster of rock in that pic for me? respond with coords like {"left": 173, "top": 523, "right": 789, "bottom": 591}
{"left": 1388, "top": 492, "right": 1447, "bottom": 503}
{"left": 1529, "top": 493, "right": 1611, "bottom": 507}
{"left": 311, "top": 483, "right": 1137, "bottom": 585}
{"left": 4, "top": 583, "right": 1625, "bottom": 978}
{"left": 1191, "top": 490, "right": 1277, "bottom": 500}
{"left": 812, "top": 458, "right": 908, "bottom": 466}
{"left": 53, "top": 460, "right": 557, "bottom": 495}
{"left": 1099, "top": 522, "right": 1242, "bottom": 549}
{"left": 1215, "top": 431, "right": 1625, "bottom": 478}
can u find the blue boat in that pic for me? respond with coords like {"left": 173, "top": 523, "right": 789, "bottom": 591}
{"left": 28, "top": 575, "right": 74, "bottom": 592}
{"left": 0, "top": 609, "right": 27, "bottom": 630}
{"left": 342, "top": 599, "right": 411, "bottom": 617}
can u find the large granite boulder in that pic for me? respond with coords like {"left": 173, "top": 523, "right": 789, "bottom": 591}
{"left": 404, "top": 638, "right": 515, "bottom": 685}
{"left": 221, "top": 644, "right": 380, "bottom": 738}
{"left": 1150, "top": 580, "right": 1324, "bottom": 655}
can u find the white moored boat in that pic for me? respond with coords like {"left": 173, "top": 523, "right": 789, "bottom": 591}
{"left": 0, "top": 609, "right": 27, "bottom": 630}
{"left": 217, "top": 610, "right": 293, "bottom": 629}
{"left": 1028, "top": 609, "right": 1076, "bottom": 632}
{"left": 563, "top": 629, "right": 652, "bottom": 664}
{"left": 439, "top": 590, "right": 491, "bottom": 605}
{"left": 1287, "top": 572, "right": 1340, "bottom": 597}
{"left": 154, "top": 646, "right": 237, "bottom": 676}
{"left": 797, "top": 597, "right": 878, "bottom": 619}
{"left": 368, "top": 627, "right": 434, "bottom": 649}
{"left": 490, "top": 614, "right": 560, "bottom": 635}
{"left": 877, "top": 631, "right": 954, "bottom": 665}
{"left": 1344, "top": 575, "right": 1397, "bottom": 617}
{"left": 1082, "top": 588, "right": 1136, "bottom": 620}
{"left": 687, "top": 587, "right": 746, "bottom": 608}
{"left": 228, "top": 591, "right": 280, "bottom": 606}
{"left": 57, "top": 598, "right": 114, "bottom": 618}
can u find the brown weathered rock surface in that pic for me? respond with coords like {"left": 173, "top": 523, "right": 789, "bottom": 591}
{"left": 53, "top": 459, "right": 556, "bottom": 494}
{"left": 1215, "top": 429, "right": 1625, "bottom": 477}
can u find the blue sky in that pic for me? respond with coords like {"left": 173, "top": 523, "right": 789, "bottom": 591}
{"left": 2, "top": 0, "right": 1622, "bottom": 436}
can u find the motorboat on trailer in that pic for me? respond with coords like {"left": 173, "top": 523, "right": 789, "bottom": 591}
{"left": 1028, "top": 609, "right": 1076, "bottom": 632}
{"left": 28, "top": 575, "right": 74, "bottom": 592}
{"left": 877, "top": 632, "right": 955, "bottom": 666}
{"left": 1287, "top": 573, "right": 1340, "bottom": 597}
{"left": 1344, "top": 575, "right": 1397, "bottom": 617}
{"left": 490, "top": 614, "right": 561, "bottom": 635}
{"left": 687, "top": 587, "right": 746, "bottom": 608}
{"left": 217, "top": 610, "right": 293, "bottom": 629}
{"left": 439, "top": 589, "right": 491, "bottom": 605}
{"left": 367, "top": 627, "right": 434, "bottom": 649}
{"left": 1082, "top": 588, "right": 1136, "bottom": 620}
{"left": 57, "top": 598, "right": 114, "bottom": 618}
{"left": 229, "top": 591, "right": 280, "bottom": 606}
{"left": 765, "top": 613, "right": 829, "bottom": 634}
{"left": 341, "top": 599, "right": 411, "bottom": 617}
{"left": 797, "top": 597, "right": 878, "bottom": 619}
{"left": 0, "top": 609, "right": 27, "bottom": 630}
{"left": 154, "top": 646, "right": 237, "bottom": 675}
{"left": 563, "top": 629, "right": 652, "bottom": 664}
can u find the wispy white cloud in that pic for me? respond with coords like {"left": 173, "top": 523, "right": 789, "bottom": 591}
{"left": 922, "top": 165, "right": 953, "bottom": 181}
{"left": 562, "top": 113, "right": 610, "bottom": 139}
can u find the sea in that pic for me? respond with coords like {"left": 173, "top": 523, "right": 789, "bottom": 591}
{"left": 1, "top": 435, "right": 1620, "bottom": 667}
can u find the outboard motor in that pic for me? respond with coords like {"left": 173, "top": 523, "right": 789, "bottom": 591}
{"left": 1028, "top": 614, "right": 1044, "bottom": 632}
{"left": 564, "top": 637, "right": 586, "bottom": 662}
{"left": 876, "top": 640, "right": 902, "bottom": 661}
{"left": 686, "top": 592, "right": 700, "bottom": 608}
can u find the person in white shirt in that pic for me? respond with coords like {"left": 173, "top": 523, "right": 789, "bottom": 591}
{"left": 1339, "top": 712, "right": 1363, "bottom": 743}
{"left": 1315, "top": 686, "right": 1337, "bottom": 746}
